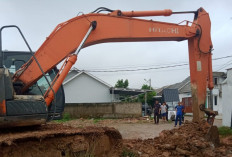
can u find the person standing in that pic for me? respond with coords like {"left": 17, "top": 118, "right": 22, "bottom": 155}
{"left": 175, "top": 102, "right": 184, "bottom": 127}
{"left": 165, "top": 102, "right": 169, "bottom": 121}
{"left": 160, "top": 102, "right": 167, "bottom": 122}
{"left": 182, "top": 104, "right": 185, "bottom": 122}
{"left": 153, "top": 100, "right": 161, "bottom": 124}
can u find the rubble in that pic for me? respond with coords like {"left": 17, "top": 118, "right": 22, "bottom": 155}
{"left": 118, "top": 120, "right": 232, "bottom": 157}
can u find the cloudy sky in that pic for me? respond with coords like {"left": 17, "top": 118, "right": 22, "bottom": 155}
{"left": 1, "top": 0, "right": 232, "bottom": 89}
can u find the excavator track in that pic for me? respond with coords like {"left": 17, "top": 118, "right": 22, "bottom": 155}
{"left": 0, "top": 124, "right": 122, "bottom": 157}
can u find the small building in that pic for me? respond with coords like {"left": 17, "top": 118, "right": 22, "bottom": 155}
{"left": 222, "top": 68, "right": 232, "bottom": 126}
{"left": 62, "top": 69, "right": 146, "bottom": 118}
{"left": 63, "top": 69, "right": 118, "bottom": 103}
{"left": 63, "top": 68, "right": 148, "bottom": 104}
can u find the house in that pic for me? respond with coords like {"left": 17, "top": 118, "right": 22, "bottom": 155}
{"left": 63, "top": 68, "right": 119, "bottom": 103}
{"left": 209, "top": 72, "right": 227, "bottom": 115}
{"left": 222, "top": 68, "right": 232, "bottom": 126}
{"left": 157, "top": 72, "right": 226, "bottom": 114}
{"left": 63, "top": 68, "right": 148, "bottom": 104}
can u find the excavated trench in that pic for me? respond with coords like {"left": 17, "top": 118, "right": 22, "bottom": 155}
{"left": 0, "top": 124, "right": 122, "bottom": 157}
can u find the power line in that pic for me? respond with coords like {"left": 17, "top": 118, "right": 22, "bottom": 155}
{"left": 86, "top": 63, "right": 189, "bottom": 72}
{"left": 80, "top": 60, "right": 189, "bottom": 71}
{"left": 213, "top": 55, "right": 232, "bottom": 61}
{"left": 216, "top": 59, "right": 232, "bottom": 71}
{"left": 81, "top": 55, "right": 232, "bottom": 73}
{"left": 93, "top": 63, "right": 230, "bottom": 77}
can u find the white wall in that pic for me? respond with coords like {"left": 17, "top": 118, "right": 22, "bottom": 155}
{"left": 179, "top": 93, "right": 191, "bottom": 102}
{"left": 212, "top": 88, "right": 222, "bottom": 115}
{"left": 222, "top": 69, "right": 232, "bottom": 126}
{"left": 64, "top": 73, "right": 114, "bottom": 103}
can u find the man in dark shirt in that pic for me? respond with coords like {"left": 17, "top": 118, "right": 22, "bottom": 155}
{"left": 153, "top": 100, "right": 161, "bottom": 124}
{"left": 182, "top": 105, "right": 185, "bottom": 122}
{"left": 165, "top": 102, "right": 169, "bottom": 121}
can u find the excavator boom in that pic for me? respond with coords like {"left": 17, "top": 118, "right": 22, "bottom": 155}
{"left": 14, "top": 13, "right": 198, "bottom": 89}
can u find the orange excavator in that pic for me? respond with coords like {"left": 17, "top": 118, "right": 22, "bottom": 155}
{"left": 0, "top": 7, "right": 213, "bottom": 127}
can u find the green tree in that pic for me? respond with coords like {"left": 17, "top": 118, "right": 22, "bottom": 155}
{"left": 138, "top": 84, "right": 156, "bottom": 106}
{"left": 141, "top": 84, "right": 150, "bottom": 90}
{"left": 115, "top": 79, "right": 129, "bottom": 88}
{"left": 124, "top": 79, "right": 129, "bottom": 88}
{"left": 115, "top": 79, "right": 133, "bottom": 102}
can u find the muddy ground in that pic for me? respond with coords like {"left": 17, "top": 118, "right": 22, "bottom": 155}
{"left": 0, "top": 116, "right": 231, "bottom": 157}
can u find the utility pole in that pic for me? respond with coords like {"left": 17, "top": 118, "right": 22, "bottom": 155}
{"left": 145, "top": 91, "right": 147, "bottom": 116}
{"left": 144, "top": 78, "right": 152, "bottom": 90}
{"left": 144, "top": 78, "right": 151, "bottom": 116}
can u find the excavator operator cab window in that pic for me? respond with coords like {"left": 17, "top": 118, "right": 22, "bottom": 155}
{"left": 29, "top": 71, "right": 54, "bottom": 95}
{"left": 3, "top": 51, "right": 54, "bottom": 95}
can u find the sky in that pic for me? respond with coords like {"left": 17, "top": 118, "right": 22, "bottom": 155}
{"left": 0, "top": 0, "right": 232, "bottom": 89}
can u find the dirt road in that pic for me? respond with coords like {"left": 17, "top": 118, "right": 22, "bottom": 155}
{"left": 64, "top": 116, "right": 222, "bottom": 139}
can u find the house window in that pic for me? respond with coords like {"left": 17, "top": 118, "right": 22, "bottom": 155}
{"left": 214, "top": 77, "right": 218, "bottom": 85}
{"left": 214, "top": 96, "right": 217, "bottom": 106}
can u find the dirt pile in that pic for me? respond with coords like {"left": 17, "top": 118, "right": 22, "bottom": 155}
{"left": 0, "top": 124, "right": 122, "bottom": 157}
{"left": 1, "top": 120, "right": 232, "bottom": 157}
{"left": 120, "top": 120, "right": 232, "bottom": 157}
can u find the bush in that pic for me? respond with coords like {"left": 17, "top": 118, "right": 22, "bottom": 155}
{"left": 218, "top": 126, "right": 232, "bottom": 136}
{"left": 93, "top": 118, "right": 105, "bottom": 124}
{"left": 55, "top": 113, "right": 72, "bottom": 123}
{"left": 121, "top": 148, "right": 137, "bottom": 157}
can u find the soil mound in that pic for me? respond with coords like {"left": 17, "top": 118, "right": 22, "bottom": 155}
{"left": 120, "top": 120, "right": 231, "bottom": 157}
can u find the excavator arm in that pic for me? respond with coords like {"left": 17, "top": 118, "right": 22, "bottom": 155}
{"left": 13, "top": 7, "right": 213, "bottom": 122}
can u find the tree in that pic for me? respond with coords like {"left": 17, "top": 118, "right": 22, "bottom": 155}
{"left": 115, "top": 79, "right": 129, "bottom": 88}
{"left": 138, "top": 84, "right": 156, "bottom": 106}
{"left": 141, "top": 84, "right": 150, "bottom": 90}
{"left": 114, "top": 79, "right": 132, "bottom": 102}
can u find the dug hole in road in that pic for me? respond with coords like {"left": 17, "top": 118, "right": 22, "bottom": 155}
{"left": 0, "top": 116, "right": 231, "bottom": 157}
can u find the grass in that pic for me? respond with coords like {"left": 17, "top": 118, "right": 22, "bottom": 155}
{"left": 93, "top": 118, "right": 105, "bottom": 124}
{"left": 218, "top": 126, "right": 232, "bottom": 137}
{"left": 121, "top": 148, "right": 137, "bottom": 157}
{"left": 55, "top": 113, "right": 72, "bottom": 123}
{"left": 168, "top": 120, "right": 173, "bottom": 123}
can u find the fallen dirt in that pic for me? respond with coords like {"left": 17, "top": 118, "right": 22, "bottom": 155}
{"left": 117, "top": 120, "right": 228, "bottom": 157}
{"left": 0, "top": 118, "right": 230, "bottom": 157}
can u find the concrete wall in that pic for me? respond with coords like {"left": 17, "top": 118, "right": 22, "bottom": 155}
{"left": 64, "top": 73, "right": 115, "bottom": 103}
{"left": 222, "top": 68, "right": 232, "bottom": 126}
{"left": 64, "top": 102, "right": 142, "bottom": 118}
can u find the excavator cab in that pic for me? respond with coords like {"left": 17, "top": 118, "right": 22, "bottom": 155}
{"left": 0, "top": 51, "right": 65, "bottom": 127}
{"left": 2, "top": 51, "right": 65, "bottom": 119}
{"left": 0, "top": 26, "right": 65, "bottom": 127}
